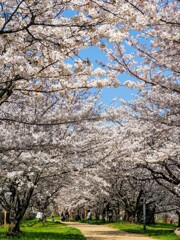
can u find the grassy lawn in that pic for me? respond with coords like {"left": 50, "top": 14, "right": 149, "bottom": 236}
{"left": 108, "top": 222, "right": 180, "bottom": 240}
{"left": 0, "top": 219, "right": 85, "bottom": 240}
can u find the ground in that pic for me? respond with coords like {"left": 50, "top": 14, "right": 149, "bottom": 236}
{"left": 66, "top": 222, "right": 155, "bottom": 240}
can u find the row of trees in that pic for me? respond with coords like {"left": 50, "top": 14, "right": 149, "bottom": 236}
{"left": 58, "top": 120, "right": 179, "bottom": 223}
{"left": 0, "top": 0, "right": 179, "bottom": 236}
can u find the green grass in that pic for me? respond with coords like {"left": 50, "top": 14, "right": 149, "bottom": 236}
{"left": 0, "top": 219, "right": 85, "bottom": 240}
{"left": 108, "top": 222, "right": 180, "bottom": 240}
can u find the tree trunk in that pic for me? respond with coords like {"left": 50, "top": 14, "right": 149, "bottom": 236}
{"left": 124, "top": 210, "right": 136, "bottom": 223}
{"left": 7, "top": 186, "right": 36, "bottom": 236}
{"left": 39, "top": 214, "right": 47, "bottom": 225}
{"left": 115, "top": 202, "right": 120, "bottom": 221}
{"left": 176, "top": 211, "right": 180, "bottom": 227}
{"left": 95, "top": 210, "right": 100, "bottom": 220}
{"left": 150, "top": 206, "right": 156, "bottom": 224}
{"left": 8, "top": 220, "right": 21, "bottom": 237}
{"left": 137, "top": 204, "right": 156, "bottom": 225}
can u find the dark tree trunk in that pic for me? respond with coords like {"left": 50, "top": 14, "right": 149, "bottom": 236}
{"left": 39, "top": 214, "right": 47, "bottom": 225}
{"left": 102, "top": 208, "right": 106, "bottom": 223}
{"left": 137, "top": 204, "right": 156, "bottom": 225}
{"left": 124, "top": 210, "right": 136, "bottom": 223}
{"left": 8, "top": 220, "right": 21, "bottom": 237}
{"left": 7, "top": 185, "right": 36, "bottom": 236}
{"left": 150, "top": 206, "right": 156, "bottom": 224}
{"left": 115, "top": 202, "right": 120, "bottom": 221}
{"left": 95, "top": 210, "right": 100, "bottom": 220}
{"left": 176, "top": 211, "right": 180, "bottom": 227}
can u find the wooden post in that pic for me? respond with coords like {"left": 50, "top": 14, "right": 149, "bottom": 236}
{"left": 84, "top": 210, "right": 87, "bottom": 218}
{"left": 142, "top": 183, "right": 146, "bottom": 232}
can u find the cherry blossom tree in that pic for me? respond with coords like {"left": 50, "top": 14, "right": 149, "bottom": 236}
{"left": 0, "top": 2, "right": 120, "bottom": 235}
{"left": 0, "top": 89, "right": 108, "bottom": 235}
{"left": 96, "top": 0, "right": 180, "bottom": 198}
{"left": 0, "top": 0, "right": 121, "bottom": 106}
{"left": 0, "top": 0, "right": 179, "bottom": 235}
{"left": 57, "top": 119, "right": 179, "bottom": 224}
{"left": 57, "top": 0, "right": 179, "bottom": 225}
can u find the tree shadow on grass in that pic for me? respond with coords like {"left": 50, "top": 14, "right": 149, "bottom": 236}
{"left": 22, "top": 231, "right": 86, "bottom": 240}
{"left": 145, "top": 229, "right": 175, "bottom": 237}
{"left": 0, "top": 223, "right": 86, "bottom": 240}
{"left": 120, "top": 227, "right": 174, "bottom": 236}
{"left": 125, "top": 225, "right": 176, "bottom": 238}
{"left": 22, "top": 220, "right": 63, "bottom": 228}
{"left": 0, "top": 231, "right": 85, "bottom": 240}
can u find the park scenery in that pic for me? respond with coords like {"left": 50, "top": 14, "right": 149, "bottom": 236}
{"left": 0, "top": 0, "right": 179, "bottom": 240}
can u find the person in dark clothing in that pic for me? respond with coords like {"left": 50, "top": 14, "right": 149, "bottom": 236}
{"left": 102, "top": 208, "right": 106, "bottom": 223}
{"left": 61, "top": 211, "right": 65, "bottom": 221}
{"left": 65, "top": 209, "right": 69, "bottom": 221}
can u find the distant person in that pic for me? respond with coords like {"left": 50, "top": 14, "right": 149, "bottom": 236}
{"left": 61, "top": 211, "right": 65, "bottom": 221}
{"left": 36, "top": 211, "right": 43, "bottom": 221}
{"left": 65, "top": 209, "right": 69, "bottom": 221}
{"left": 52, "top": 215, "right": 54, "bottom": 222}
{"left": 102, "top": 209, "right": 106, "bottom": 223}
{"left": 87, "top": 210, "right": 92, "bottom": 224}
{"left": 108, "top": 210, "right": 113, "bottom": 222}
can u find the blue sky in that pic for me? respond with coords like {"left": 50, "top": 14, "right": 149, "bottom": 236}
{"left": 62, "top": 9, "right": 139, "bottom": 106}
{"left": 100, "top": 85, "right": 137, "bottom": 106}
{"left": 65, "top": 45, "right": 138, "bottom": 106}
{"left": 78, "top": 46, "right": 138, "bottom": 106}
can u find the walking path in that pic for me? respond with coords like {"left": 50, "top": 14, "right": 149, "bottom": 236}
{"left": 66, "top": 222, "right": 154, "bottom": 240}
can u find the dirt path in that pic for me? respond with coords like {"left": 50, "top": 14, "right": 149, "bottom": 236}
{"left": 66, "top": 222, "right": 154, "bottom": 240}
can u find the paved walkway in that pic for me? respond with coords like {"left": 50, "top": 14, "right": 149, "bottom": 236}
{"left": 66, "top": 222, "right": 154, "bottom": 240}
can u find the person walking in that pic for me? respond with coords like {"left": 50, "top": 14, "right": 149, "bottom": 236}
{"left": 108, "top": 209, "right": 113, "bottom": 222}
{"left": 87, "top": 210, "right": 92, "bottom": 224}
